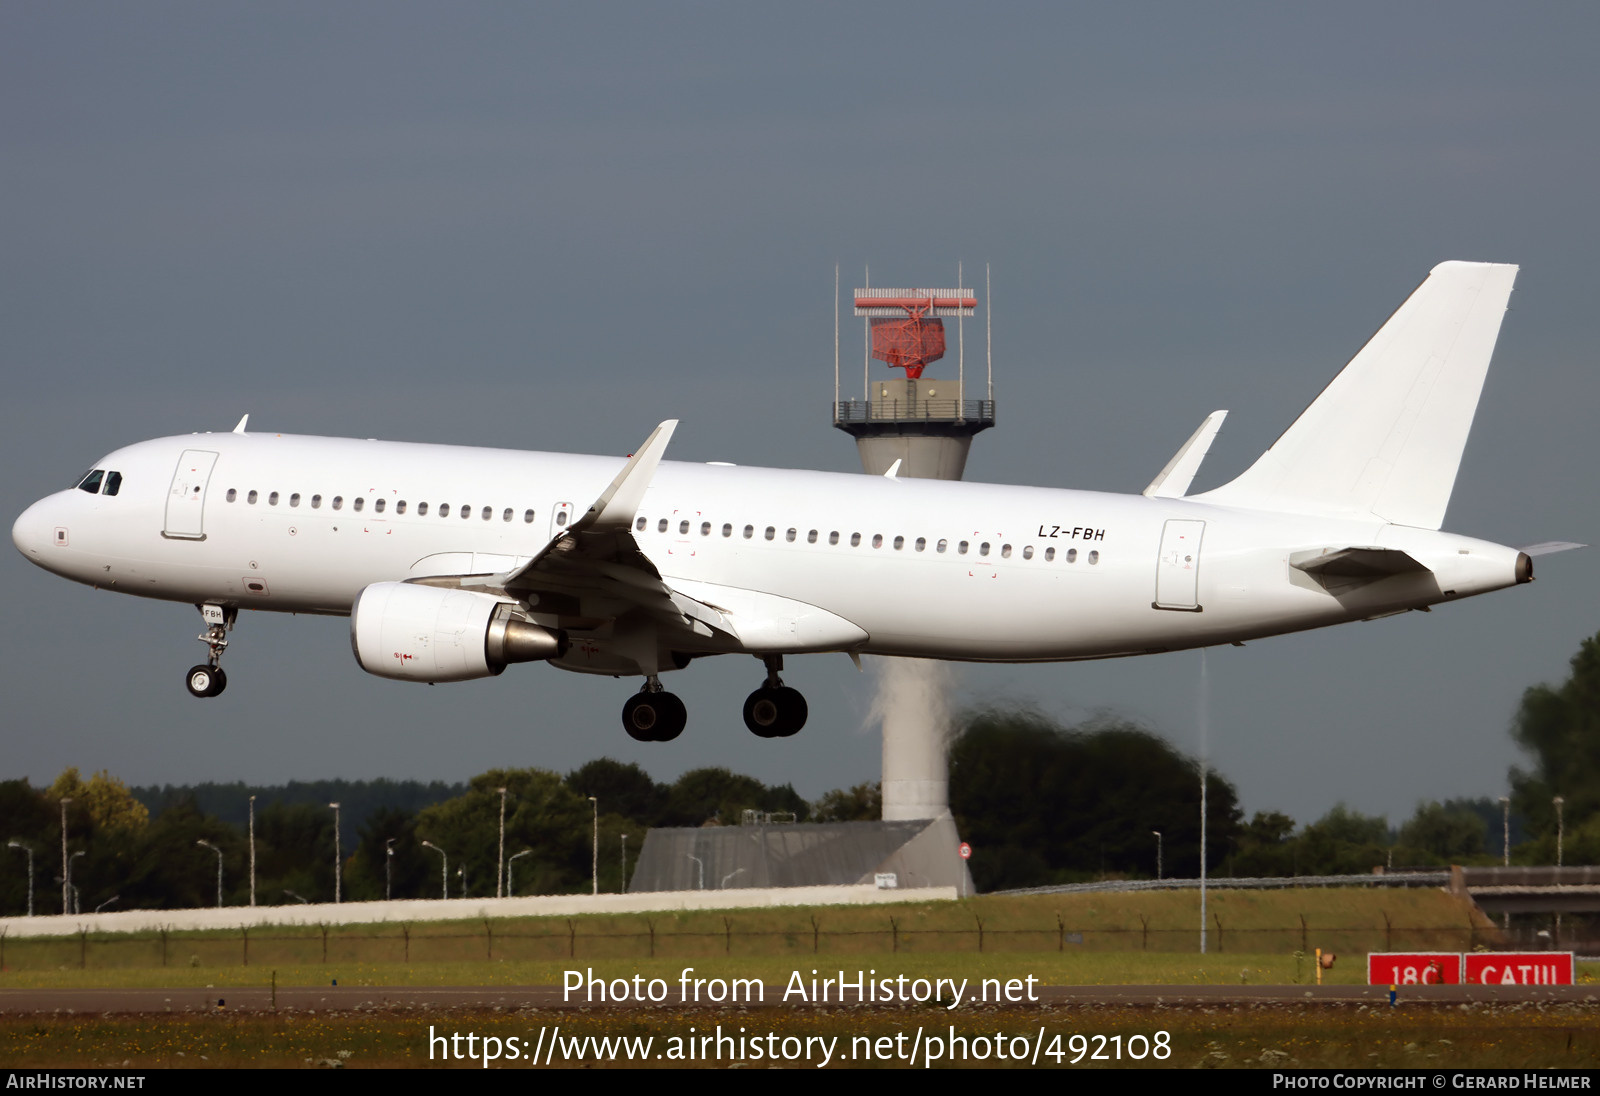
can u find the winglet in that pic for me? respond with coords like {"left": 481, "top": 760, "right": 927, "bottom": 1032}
{"left": 883, "top": 458, "right": 902, "bottom": 480}
{"left": 574, "top": 420, "right": 678, "bottom": 532}
{"left": 1144, "top": 410, "right": 1227, "bottom": 498}
{"left": 232, "top": 414, "right": 250, "bottom": 435}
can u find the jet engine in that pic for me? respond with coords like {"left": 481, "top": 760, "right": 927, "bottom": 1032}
{"left": 350, "top": 581, "right": 566, "bottom": 683}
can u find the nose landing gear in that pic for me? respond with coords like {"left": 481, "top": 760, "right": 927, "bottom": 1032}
{"left": 742, "top": 655, "right": 807, "bottom": 738}
{"left": 622, "top": 677, "right": 687, "bottom": 742}
{"left": 185, "top": 604, "right": 236, "bottom": 698}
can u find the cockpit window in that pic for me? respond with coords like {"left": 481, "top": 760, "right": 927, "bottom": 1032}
{"left": 102, "top": 471, "right": 122, "bottom": 496}
{"left": 76, "top": 469, "right": 104, "bottom": 494}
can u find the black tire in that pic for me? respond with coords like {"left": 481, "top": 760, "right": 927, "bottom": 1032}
{"left": 771, "top": 685, "right": 807, "bottom": 737}
{"left": 743, "top": 688, "right": 782, "bottom": 737}
{"left": 206, "top": 667, "right": 228, "bottom": 697}
{"left": 623, "top": 691, "right": 688, "bottom": 742}
{"left": 186, "top": 665, "right": 219, "bottom": 698}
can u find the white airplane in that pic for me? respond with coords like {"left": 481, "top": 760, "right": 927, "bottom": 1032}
{"left": 12, "top": 261, "right": 1573, "bottom": 743}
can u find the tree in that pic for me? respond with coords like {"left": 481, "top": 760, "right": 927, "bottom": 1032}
{"left": 1295, "top": 804, "right": 1391, "bottom": 875}
{"left": 949, "top": 707, "right": 1242, "bottom": 891}
{"left": 1509, "top": 631, "right": 1600, "bottom": 844}
{"left": 811, "top": 782, "right": 882, "bottom": 822}
{"left": 47, "top": 768, "right": 149, "bottom": 832}
{"left": 566, "top": 759, "right": 667, "bottom": 826}
{"left": 1397, "top": 799, "right": 1488, "bottom": 863}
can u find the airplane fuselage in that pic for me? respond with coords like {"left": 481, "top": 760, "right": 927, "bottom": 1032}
{"left": 13, "top": 430, "right": 1527, "bottom": 669}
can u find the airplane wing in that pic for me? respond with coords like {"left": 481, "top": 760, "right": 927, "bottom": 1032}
{"left": 487, "top": 420, "right": 734, "bottom": 639}
{"left": 415, "top": 420, "right": 867, "bottom": 657}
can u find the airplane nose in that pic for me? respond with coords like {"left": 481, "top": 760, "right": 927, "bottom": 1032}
{"left": 13, "top": 496, "right": 61, "bottom": 566}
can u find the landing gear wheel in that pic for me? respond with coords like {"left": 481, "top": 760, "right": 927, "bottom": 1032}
{"left": 742, "top": 686, "right": 807, "bottom": 738}
{"left": 185, "top": 664, "right": 226, "bottom": 698}
{"left": 622, "top": 690, "right": 687, "bottom": 742}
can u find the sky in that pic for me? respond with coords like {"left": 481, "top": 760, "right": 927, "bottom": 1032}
{"left": 2, "top": 3, "right": 1597, "bottom": 832}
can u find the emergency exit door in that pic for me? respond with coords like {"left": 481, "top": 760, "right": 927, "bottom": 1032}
{"left": 1154, "top": 519, "right": 1205, "bottom": 611}
{"left": 163, "top": 449, "right": 218, "bottom": 540}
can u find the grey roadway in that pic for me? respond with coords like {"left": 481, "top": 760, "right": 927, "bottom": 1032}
{"left": 1, "top": 984, "right": 1595, "bottom": 1014}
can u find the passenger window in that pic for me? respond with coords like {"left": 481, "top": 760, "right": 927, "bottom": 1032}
{"left": 764, "top": 526, "right": 775, "bottom": 541}
{"left": 1066, "top": 548, "right": 1077, "bottom": 563}
{"left": 680, "top": 520, "right": 690, "bottom": 535}
{"left": 937, "top": 539, "right": 947, "bottom": 553}
{"left": 76, "top": 470, "right": 104, "bottom": 494}
{"left": 311, "top": 495, "right": 323, "bottom": 509}
{"left": 743, "top": 525, "right": 754, "bottom": 539}
{"left": 103, "top": 471, "right": 122, "bottom": 496}
{"left": 438, "top": 503, "right": 448, "bottom": 517}
{"left": 290, "top": 493, "right": 301, "bottom": 507}
{"left": 396, "top": 500, "right": 406, "bottom": 514}
{"left": 807, "top": 530, "right": 818, "bottom": 544}
{"left": 226, "top": 488, "right": 238, "bottom": 503}
{"left": 332, "top": 496, "right": 343, "bottom": 510}
{"left": 268, "top": 491, "right": 280, "bottom": 506}
{"left": 829, "top": 531, "right": 840, "bottom": 545}
{"left": 374, "top": 498, "right": 386, "bottom": 513}
{"left": 482, "top": 506, "right": 492, "bottom": 521}
{"left": 701, "top": 522, "right": 711, "bottom": 536}
{"left": 461, "top": 505, "right": 471, "bottom": 519}
{"left": 871, "top": 534, "right": 883, "bottom": 548}
{"left": 524, "top": 510, "right": 536, "bottom": 523}
{"left": 418, "top": 501, "right": 429, "bottom": 516}
{"left": 658, "top": 519, "right": 668, "bottom": 533}
{"left": 915, "top": 537, "right": 925, "bottom": 552}
{"left": 556, "top": 511, "right": 568, "bottom": 526}
{"left": 1089, "top": 550, "right": 1100, "bottom": 565}
{"left": 247, "top": 490, "right": 259, "bottom": 504}
{"left": 786, "top": 528, "right": 797, "bottom": 542}
{"left": 353, "top": 497, "right": 364, "bottom": 512}
{"left": 1044, "top": 546, "right": 1055, "bottom": 562}
{"left": 958, "top": 541, "right": 968, "bottom": 554}
{"left": 636, "top": 517, "right": 647, "bottom": 532}
{"left": 894, "top": 535, "right": 904, "bottom": 550}
{"left": 1001, "top": 544, "right": 1011, "bottom": 558}
{"left": 979, "top": 542, "right": 990, "bottom": 557}
{"left": 503, "top": 508, "right": 513, "bottom": 522}
{"left": 722, "top": 523, "right": 732, "bottom": 537}
{"left": 850, "top": 533, "right": 861, "bottom": 547}
{"left": 1021, "top": 545, "right": 1032, "bottom": 560}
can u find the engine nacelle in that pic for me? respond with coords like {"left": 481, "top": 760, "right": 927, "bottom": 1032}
{"left": 350, "top": 581, "right": 565, "bottom": 683}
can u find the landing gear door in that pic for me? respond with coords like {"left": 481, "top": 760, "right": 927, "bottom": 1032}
{"left": 163, "top": 449, "right": 219, "bottom": 540}
{"left": 1154, "top": 519, "right": 1205, "bottom": 611}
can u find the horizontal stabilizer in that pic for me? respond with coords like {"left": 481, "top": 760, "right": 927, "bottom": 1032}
{"left": 1198, "top": 262, "right": 1518, "bottom": 529}
{"left": 1144, "top": 410, "right": 1227, "bottom": 499}
{"left": 1519, "top": 541, "right": 1586, "bottom": 557}
{"left": 1291, "top": 546, "right": 1431, "bottom": 579}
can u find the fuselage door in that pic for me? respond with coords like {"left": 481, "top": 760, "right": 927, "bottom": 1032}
{"left": 163, "top": 449, "right": 219, "bottom": 540}
{"left": 1154, "top": 518, "right": 1205, "bottom": 611}
{"left": 549, "top": 501, "right": 574, "bottom": 540}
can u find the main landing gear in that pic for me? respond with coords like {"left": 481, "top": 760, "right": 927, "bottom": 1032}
{"left": 622, "top": 677, "right": 687, "bottom": 742}
{"left": 185, "top": 604, "right": 236, "bottom": 698}
{"left": 742, "top": 655, "right": 807, "bottom": 739}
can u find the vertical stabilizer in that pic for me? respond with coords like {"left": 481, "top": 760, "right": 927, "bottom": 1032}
{"left": 1196, "top": 261, "right": 1517, "bottom": 529}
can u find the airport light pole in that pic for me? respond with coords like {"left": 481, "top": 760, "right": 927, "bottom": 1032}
{"left": 385, "top": 838, "right": 395, "bottom": 901}
{"left": 1152, "top": 831, "right": 1163, "bottom": 881}
{"left": 588, "top": 797, "right": 598, "bottom": 896}
{"left": 7, "top": 841, "right": 33, "bottom": 917}
{"left": 59, "top": 797, "right": 71, "bottom": 914}
{"left": 197, "top": 839, "right": 223, "bottom": 908}
{"left": 507, "top": 849, "right": 532, "bottom": 897}
{"left": 1554, "top": 796, "right": 1565, "bottom": 868}
{"left": 421, "top": 841, "right": 448, "bottom": 899}
{"left": 329, "top": 802, "right": 342, "bottom": 904}
{"left": 496, "top": 787, "right": 508, "bottom": 899}
{"left": 66, "top": 850, "right": 85, "bottom": 915}
{"left": 620, "top": 834, "right": 629, "bottom": 894}
{"left": 248, "top": 795, "right": 256, "bottom": 907}
{"left": 1499, "top": 797, "right": 1511, "bottom": 866}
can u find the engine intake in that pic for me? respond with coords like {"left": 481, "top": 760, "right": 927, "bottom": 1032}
{"left": 351, "top": 581, "right": 565, "bottom": 683}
